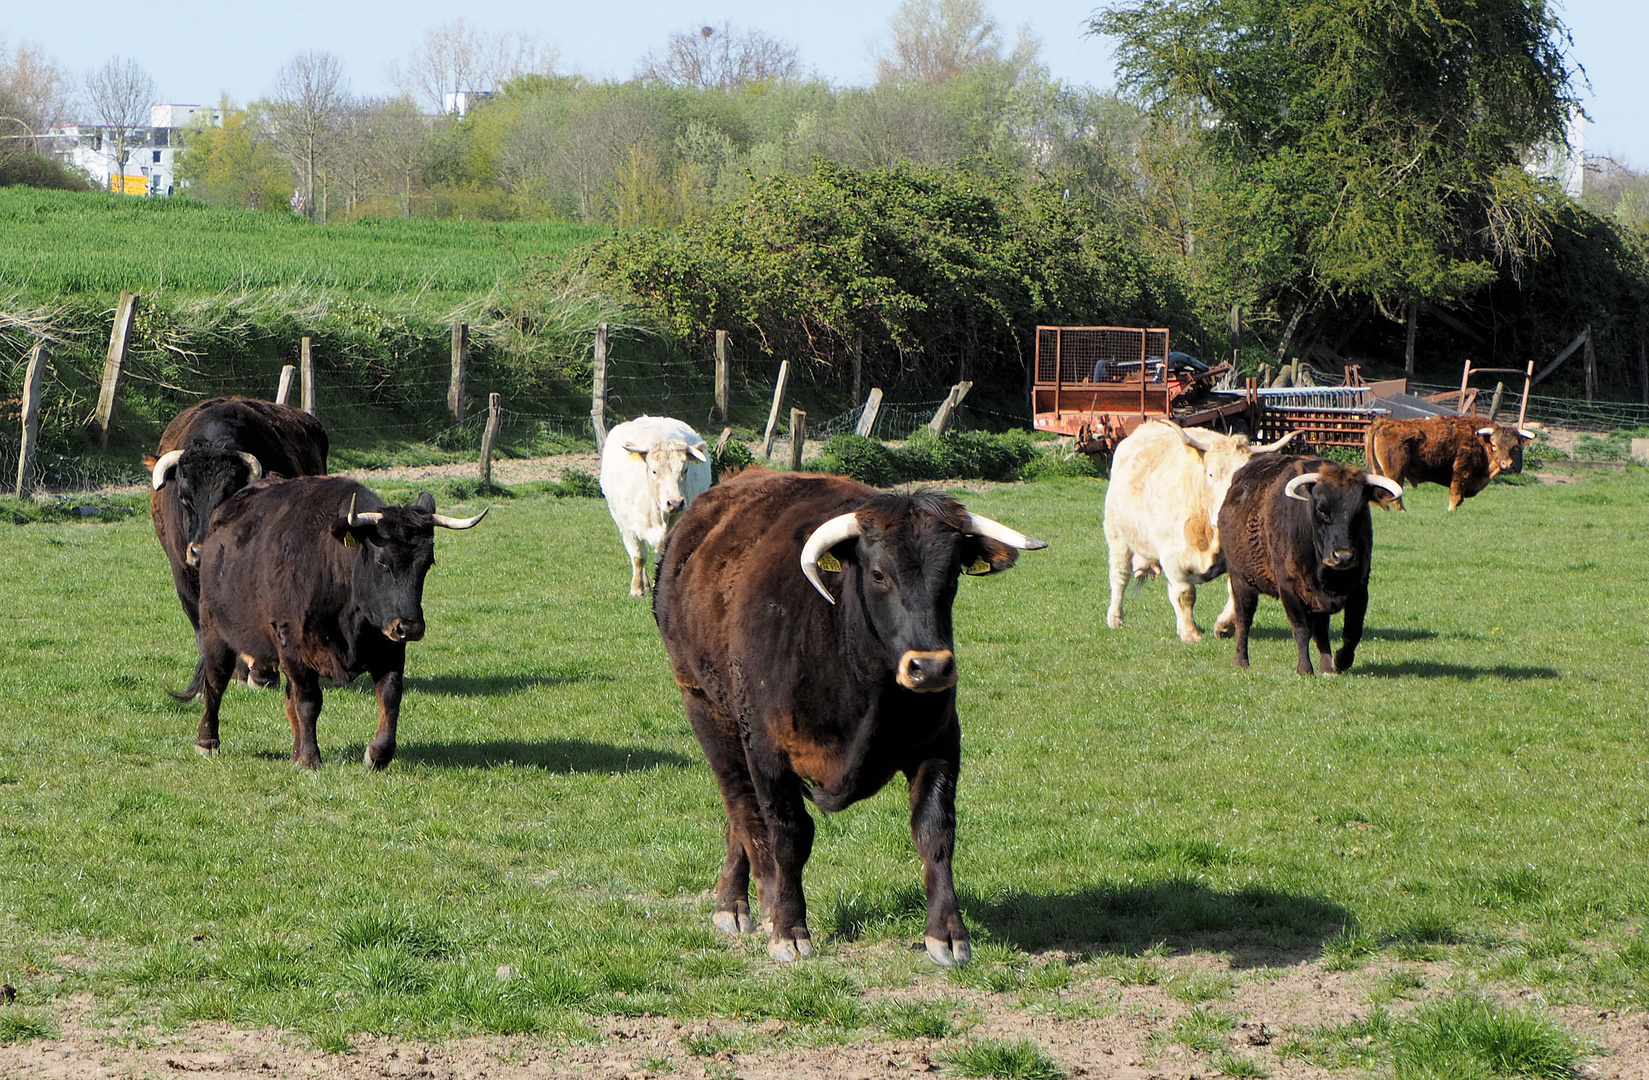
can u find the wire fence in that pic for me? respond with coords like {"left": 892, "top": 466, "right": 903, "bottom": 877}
{"left": 1411, "top": 382, "right": 1649, "bottom": 432}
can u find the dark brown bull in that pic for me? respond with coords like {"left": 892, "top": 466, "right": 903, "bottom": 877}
{"left": 145, "top": 397, "right": 329, "bottom": 638}
{"left": 1363, "top": 415, "right": 1533, "bottom": 510}
{"left": 653, "top": 469, "right": 1045, "bottom": 965}
{"left": 178, "top": 476, "right": 484, "bottom": 769}
{"left": 1214, "top": 456, "right": 1402, "bottom": 675}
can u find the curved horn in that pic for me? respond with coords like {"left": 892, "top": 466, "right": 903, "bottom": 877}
{"left": 346, "top": 493, "right": 384, "bottom": 528}
{"left": 1518, "top": 428, "right": 1536, "bottom": 441}
{"left": 238, "top": 451, "right": 263, "bottom": 482}
{"left": 1283, "top": 472, "right": 1321, "bottom": 502}
{"left": 963, "top": 513, "right": 1049, "bottom": 551}
{"left": 1366, "top": 474, "right": 1404, "bottom": 500}
{"left": 800, "top": 512, "right": 864, "bottom": 604}
{"left": 1477, "top": 427, "right": 1495, "bottom": 437}
{"left": 431, "top": 506, "right": 489, "bottom": 530}
{"left": 1251, "top": 430, "right": 1299, "bottom": 454}
{"left": 150, "top": 449, "right": 185, "bottom": 490}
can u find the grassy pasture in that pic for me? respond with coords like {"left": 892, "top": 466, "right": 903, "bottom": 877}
{"left": 0, "top": 471, "right": 1646, "bottom": 1068}
{"left": 0, "top": 187, "right": 602, "bottom": 302}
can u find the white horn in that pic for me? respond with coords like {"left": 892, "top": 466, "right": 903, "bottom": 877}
{"left": 150, "top": 449, "right": 185, "bottom": 491}
{"left": 1251, "top": 430, "right": 1299, "bottom": 453}
{"left": 431, "top": 506, "right": 489, "bottom": 530}
{"left": 238, "top": 452, "right": 263, "bottom": 482}
{"left": 1518, "top": 429, "right": 1535, "bottom": 440}
{"left": 963, "top": 513, "right": 1048, "bottom": 551}
{"left": 800, "top": 512, "right": 864, "bottom": 604}
{"left": 1367, "top": 474, "right": 1404, "bottom": 500}
{"left": 346, "top": 493, "right": 384, "bottom": 528}
{"left": 1284, "top": 472, "right": 1321, "bottom": 502}
{"left": 1477, "top": 427, "right": 1495, "bottom": 437}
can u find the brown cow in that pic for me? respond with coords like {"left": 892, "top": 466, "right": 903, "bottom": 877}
{"left": 1214, "top": 456, "right": 1403, "bottom": 675}
{"left": 1363, "top": 415, "right": 1534, "bottom": 510}
{"left": 653, "top": 469, "right": 1045, "bottom": 965}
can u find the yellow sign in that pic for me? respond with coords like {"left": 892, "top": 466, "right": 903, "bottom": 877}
{"left": 109, "top": 174, "right": 148, "bottom": 196}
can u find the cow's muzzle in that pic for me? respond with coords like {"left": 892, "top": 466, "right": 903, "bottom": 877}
{"left": 1324, "top": 549, "right": 1358, "bottom": 570}
{"left": 186, "top": 542, "right": 203, "bottom": 568}
{"left": 897, "top": 650, "right": 956, "bottom": 693}
{"left": 384, "top": 618, "right": 424, "bottom": 643}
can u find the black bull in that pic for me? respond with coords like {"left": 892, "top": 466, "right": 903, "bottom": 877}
{"left": 653, "top": 469, "right": 1046, "bottom": 965}
{"left": 181, "top": 476, "right": 484, "bottom": 769}
{"left": 145, "top": 397, "right": 329, "bottom": 634}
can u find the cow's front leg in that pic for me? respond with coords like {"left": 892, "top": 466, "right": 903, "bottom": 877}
{"left": 907, "top": 734, "right": 968, "bottom": 966}
{"left": 1280, "top": 594, "right": 1317, "bottom": 675}
{"left": 1167, "top": 573, "right": 1201, "bottom": 642}
{"left": 746, "top": 763, "right": 815, "bottom": 962}
{"left": 622, "top": 531, "right": 648, "bottom": 596}
{"left": 1310, "top": 611, "right": 1337, "bottom": 675}
{"left": 1333, "top": 584, "right": 1368, "bottom": 673}
{"left": 365, "top": 654, "right": 405, "bottom": 770}
{"left": 283, "top": 668, "right": 324, "bottom": 769}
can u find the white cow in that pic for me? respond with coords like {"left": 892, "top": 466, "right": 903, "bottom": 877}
{"left": 599, "top": 416, "right": 712, "bottom": 596}
{"left": 1104, "top": 420, "right": 1294, "bottom": 641}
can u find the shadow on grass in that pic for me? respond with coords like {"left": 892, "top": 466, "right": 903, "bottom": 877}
{"left": 1240, "top": 626, "right": 1438, "bottom": 642}
{"left": 395, "top": 738, "right": 692, "bottom": 773}
{"left": 967, "top": 879, "right": 1351, "bottom": 967}
{"left": 1359, "top": 661, "right": 1559, "bottom": 681}
{"left": 406, "top": 671, "right": 612, "bottom": 696}
{"left": 824, "top": 877, "right": 1351, "bottom": 968}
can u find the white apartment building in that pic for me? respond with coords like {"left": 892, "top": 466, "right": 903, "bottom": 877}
{"left": 45, "top": 103, "right": 221, "bottom": 196}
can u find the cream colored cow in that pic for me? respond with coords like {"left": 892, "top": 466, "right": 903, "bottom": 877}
{"left": 1104, "top": 420, "right": 1294, "bottom": 641}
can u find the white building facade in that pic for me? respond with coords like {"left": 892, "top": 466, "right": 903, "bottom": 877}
{"left": 45, "top": 103, "right": 221, "bottom": 196}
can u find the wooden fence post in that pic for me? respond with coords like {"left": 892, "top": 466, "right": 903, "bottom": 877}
{"left": 479, "top": 392, "right": 502, "bottom": 488}
{"left": 714, "top": 329, "right": 729, "bottom": 424}
{"left": 854, "top": 387, "right": 884, "bottom": 438}
{"left": 14, "top": 342, "right": 45, "bottom": 498}
{"left": 275, "top": 365, "right": 295, "bottom": 405}
{"left": 788, "top": 408, "right": 807, "bottom": 471}
{"left": 93, "top": 290, "right": 137, "bottom": 450}
{"left": 591, "top": 323, "right": 609, "bottom": 452}
{"left": 1229, "top": 303, "right": 1242, "bottom": 369}
{"left": 1488, "top": 382, "right": 1505, "bottom": 422}
{"left": 300, "top": 336, "right": 315, "bottom": 415}
{"left": 1583, "top": 324, "right": 1596, "bottom": 404}
{"left": 449, "top": 323, "right": 468, "bottom": 422}
{"left": 927, "top": 381, "right": 973, "bottom": 436}
{"left": 760, "top": 360, "right": 790, "bottom": 458}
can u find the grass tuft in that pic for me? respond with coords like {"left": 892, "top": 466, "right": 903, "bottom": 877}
{"left": 872, "top": 997, "right": 956, "bottom": 1039}
{"left": 938, "top": 1037, "right": 1067, "bottom": 1079}
{"left": 0, "top": 1009, "right": 59, "bottom": 1043}
{"left": 1392, "top": 994, "right": 1584, "bottom": 1080}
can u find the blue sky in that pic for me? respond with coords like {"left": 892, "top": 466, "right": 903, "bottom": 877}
{"left": 20, "top": 1, "right": 1649, "bottom": 168}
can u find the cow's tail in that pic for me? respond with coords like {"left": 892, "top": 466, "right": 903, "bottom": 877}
{"left": 1362, "top": 424, "right": 1382, "bottom": 476}
{"left": 168, "top": 655, "right": 207, "bottom": 702}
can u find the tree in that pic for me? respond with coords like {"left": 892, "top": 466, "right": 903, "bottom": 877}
{"left": 875, "top": 0, "right": 1037, "bottom": 85}
{"left": 269, "top": 51, "right": 349, "bottom": 221}
{"left": 0, "top": 40, "right": 73, "bottom": 150}
{"left": 174, "top": 99, "right": 294, "bottom": 211}
{"left": 637, "top": 22, "right": 800, "bottom": 90}
{"left": 84, "top": 57, "right": 156, "bottom": 187}
{"left": 396, "top": 19, "right": 555, "bottom": 114}
{"left": 1090, "top": 0, "right": 1582, "bottom": 342}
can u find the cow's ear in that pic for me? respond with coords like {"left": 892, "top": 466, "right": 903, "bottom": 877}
{"left": 142, "top": 453, "right": 158, "bottom": 470}
{"left": 623, "top": 442, "right": 647, "bottom": 458}
{"left": 412, "top": 491, "right": 436, "bottom": 513}
{"left": 959, "top": 535, "right": 1019, "bottom": 576}
{"left": 687, "top": 442, "right": 709, "bottom": 462}
{"left": 329, "top": 519, "right": 368, "bottom": 548}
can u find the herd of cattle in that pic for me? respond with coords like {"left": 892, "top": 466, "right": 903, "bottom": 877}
{"left": 137, "top": 395, "right": 1530, "bottom": 965}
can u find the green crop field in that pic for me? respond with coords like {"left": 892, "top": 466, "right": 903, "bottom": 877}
{"left": 0, "top": 471, "right": 1645, "bottom": 1075}
{"left": 0, "top": 187, "right": 602, "bottom": 302}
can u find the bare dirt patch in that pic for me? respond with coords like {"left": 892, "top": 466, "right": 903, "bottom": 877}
{"left": 0, "top": 950, "right": 1635, "bottom": 1079}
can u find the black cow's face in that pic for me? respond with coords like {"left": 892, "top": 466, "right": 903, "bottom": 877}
{"left": 1477, "top": 425, "right": 1535, "bottom": 479}
{"left": 155, "top": 438, "right": 262, "bottom": 567}
{"left": 333, "top": 493, "right": 439, "bottom": 643}
{"left": 1287, "top": 463, "right": 1399, "bottom": 571}
{"left": 828, "top": 495, "right": 1025, "bottom": 693}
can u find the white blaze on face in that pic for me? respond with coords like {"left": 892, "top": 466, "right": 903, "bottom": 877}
{"left": 648, "top": 446, "right": 692, "bottom": 517}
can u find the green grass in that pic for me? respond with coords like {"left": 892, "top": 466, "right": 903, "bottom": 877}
{"left": 0, "top": 187, "right": 602, "bottom": 303}
{"left": 0, "top": 470, "right": 1643, "bottom": 1067}
{"left": 938, "top": 1037, "right": 1067, "bottom": 1079}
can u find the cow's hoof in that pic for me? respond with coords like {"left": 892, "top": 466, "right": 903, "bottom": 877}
{"left": 925, "top": 935, "right": 971, "bottom": 967}
{"left": 363, "top": 746, "right": 395, "bottom": 771}
{"left": 1333, "top": 650, "right": 1356, "bottom": 672}
{"left": 713, "top": 910, "right": 755, "bottom": 935}
{"left": 1214, "top": 623, "right": 1235, "bottom": 638}
{"left": 1106, "top": 615, "right": 1123, "bottom": 629}
{"left": 767, "top": 933, "right": 815, "bottom": 963}
{"left": 194, "top": 741, "right": 219, "bottom": 758}
{"left": 1179, "top": 630, "right": 1202, "bottom": 643}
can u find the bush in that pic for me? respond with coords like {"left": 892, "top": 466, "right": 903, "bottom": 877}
{"left": 817, "top": 434, "right": 897, "bottom": 487}
{"left": 817, "top": 429, "right": 1043, "bottom": 485}
{"left": 714, "top": 438, "right": 755, "bottom": 480}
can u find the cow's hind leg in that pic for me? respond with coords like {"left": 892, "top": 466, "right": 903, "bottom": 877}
{"left": 364, "top": 651, "right": 406, "bottom": 770}
{"left": 1166, "top": 571, "right": 1201, "bottom": 642}
{"left": 746, "top": 763, "right": 815, "bottom": 962}
{"left": 907, "top": 723, "right": 968, "bottom": 966}
{"left": 195, "top": 633, "right": 236, "bottom": 756}
{"left": 1105, "top": 532, "right": 1130, "bottom": 629}
{"left": 1229, "top": 581, "right": 1260, "bottom": 667}
{"left": 1280, "top": 594, "right": 1318, "bottom": 675}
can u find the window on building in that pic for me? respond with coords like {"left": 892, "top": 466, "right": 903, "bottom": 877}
{"left": 152, "top": 150, "right": 161, "bottom": 163}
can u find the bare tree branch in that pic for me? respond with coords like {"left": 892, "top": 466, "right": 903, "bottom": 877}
{"left": 637, "top": 22, "right": 800, "bottom": 90}
{"left": 394, "top": 19, "right": 556, "bottom": 113}
{"left": 270, "top": 51, "right": 350, "bottom": 221}
{"left": 85, "top": 56, "right": 156, "bottom": 184}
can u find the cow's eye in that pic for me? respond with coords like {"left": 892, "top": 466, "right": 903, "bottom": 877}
{"left": 870, "top": 566, "right": 887, "bottom": 584}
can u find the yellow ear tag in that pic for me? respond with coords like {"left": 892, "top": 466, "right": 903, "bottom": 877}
{"left": 965, "top": 556, "right": 992, "bottom": 576}
{"left": 342, "top": 533, "right": 358, "bottom": 549}
{"left": 817, "top": 551, "right": 842, "bottom": 573}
